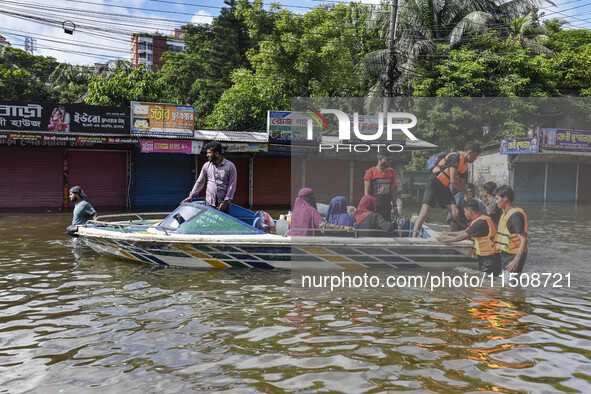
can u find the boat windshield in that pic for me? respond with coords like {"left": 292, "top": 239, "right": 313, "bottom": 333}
{"left": 159, "top": 205, "right": 206, "bottom": 230}
{"left": 158, "top": 204, "right": 261, "bottom": 234}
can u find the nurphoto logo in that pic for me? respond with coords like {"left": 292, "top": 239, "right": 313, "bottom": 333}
{"left": 308, "top": 109, "right": 418, "bottom": 153}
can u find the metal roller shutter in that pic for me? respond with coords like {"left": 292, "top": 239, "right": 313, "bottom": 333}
{"left": 305, "top": 159, "right": 350, "bottom": 205}
{"left": 547, "top": 163, "right": 576, "bottom": 202}
{"left": 132, "top": 152, "right": 194, "bottom": 209}
{"left": 253, "top": 156, "right": 291, "bottom": 207}
{"left": 0, "top": 146, "right": 63, "bottom": 209}
{"left": 230, "top": 157, "right": 249, "bottom": 207}
{"left": 578, "top": 165, "right": 591, "bottom": 203}
{"left": 68, "top": 150, "right": 128, "bottom": 209}
{"left": 513, "top": 163, "right": 545, "bottom": 202}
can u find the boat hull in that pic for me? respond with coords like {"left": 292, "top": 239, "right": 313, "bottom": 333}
{"left": 80, "top": 230, "right": 474, "bottom": 270}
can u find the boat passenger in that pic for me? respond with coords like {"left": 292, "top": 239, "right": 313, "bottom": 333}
{"left": 290, "top": 188, "right": 355, "bottom": 236}
{"left": 437, "top": 199, "right": 501, "bottom": 275}
{"left": 494, "top": 185, "right": 528, "bottom": 274}
{"left": 69, "top": 186, "right": 97, "bottom": 225}
{"left": 413, "top": 141, "right": 481, "bottom": 236}
{"left": 325, "top": 196, "right": 357, "bottom": 237}
{"left": 354, "top": 195, "right": 395, "bottom": 237}
{"left": 364, "top": 152, "right": 399, "bottom": 222}
{"left": 181, "top": 141, "right": 236, "bottom": 214}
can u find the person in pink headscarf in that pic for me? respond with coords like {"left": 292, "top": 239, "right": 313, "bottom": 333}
{"left": 290, "top": 188, "right": 355, "bottom": 236}
{"left": 354, "top": 195, "right": 395, "bottom": 237}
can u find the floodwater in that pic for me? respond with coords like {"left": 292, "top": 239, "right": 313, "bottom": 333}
{"left": 1, "top": 202, "right": 591, "bottom": 393}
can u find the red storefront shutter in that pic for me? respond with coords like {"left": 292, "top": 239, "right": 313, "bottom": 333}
{"left": 0, "top": 146, "right": 63, "bottom": 209}
{"left": 291, "top": 157, "right": 302, "bottom": 204}
{"left": 68, "top": 150, "right": 128, "bottom": 208}
{"left": 253, "top": 156, "right": 291, "bottom": 207}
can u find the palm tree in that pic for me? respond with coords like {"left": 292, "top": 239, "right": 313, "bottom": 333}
{"left": 361, "top": 0, "right": 551, "bottom": 99}
{"left": 505, "top": 10, "right": 554, "bottom": 56}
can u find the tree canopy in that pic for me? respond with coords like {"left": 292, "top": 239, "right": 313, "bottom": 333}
{"left": 2, "top": 0, "right": 591, "bottom": 153}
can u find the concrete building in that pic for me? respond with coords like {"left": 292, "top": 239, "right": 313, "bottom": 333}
{"left": 130, "top": 29, "right": 185, "bottom": 70}
{"left": 470, "top": 135, "right": 591, "bottom": 203}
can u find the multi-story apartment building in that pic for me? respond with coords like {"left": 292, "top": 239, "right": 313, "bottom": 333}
{"left": 130, "top": 29, "right": 185, "bottom": 70}
{"left": 0, "top": 34, "right": 11, "bottom": 47}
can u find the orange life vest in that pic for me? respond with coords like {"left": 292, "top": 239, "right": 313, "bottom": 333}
{"left": 496, "top": 207, "right": 528, "bottom": 254}
{"left": 470, "top": 215, "right": 497, "bottom": 257}
{"left": 432, "top": 152, "right": 468, "bottom": 187}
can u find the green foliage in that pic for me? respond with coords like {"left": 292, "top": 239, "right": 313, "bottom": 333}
{"left": 160, "top": 0, "right": 251, "bottom": 126}
{"left": 49, "top": 63, "right": 94, "bottom": 103}
{"left": 545, "top": 27, "right": 591, "bottom": 51}
{"left": 236, "top": 0, "right": 382, "bottom": 97}
{"left": 412, "top": 36, "right": 559, "bottom": 98}
{"left": 0, "top": 46, "right": 60, "bottom": 101}
{"left": 204, "top": 69, "right": 289, "bottom": 131}
{"left": 85, "top": 64, "right": 166, "bottom": 106}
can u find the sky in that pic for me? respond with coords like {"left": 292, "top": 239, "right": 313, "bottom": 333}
{"left": 0, "top": 0, "right": 589, "bottom": 66}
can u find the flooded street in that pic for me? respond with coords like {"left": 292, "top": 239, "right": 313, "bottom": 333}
{"left": 1, "top": 202, "right": 591, "bottom": 392}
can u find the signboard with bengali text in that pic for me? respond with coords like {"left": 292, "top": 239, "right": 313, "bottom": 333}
{"left": 538, "top": 128, "right": 591, "bottom": 151}
{"left": 500, "top": 138, "right": 539, "bottom": 155}
{"left": 140, "top": 139, "right": 202, "bottom": 154}
{"left": 0, "top": 133, "right": 136, "bottom": 147}
{"left": 0, "top": 101, "right": 130, "bottom": 134}
{"left": 131, "top": 102, "right": 194, "bottom": 137}
{"left": 267, "top": 111, "right": 322, "bottom": 142}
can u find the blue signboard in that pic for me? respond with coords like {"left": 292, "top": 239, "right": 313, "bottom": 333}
{"left": 539, "top": 128, "right": 591, "bottom": 151}
{"left": 500, "top": 138, "right": 539, "bottom": 155}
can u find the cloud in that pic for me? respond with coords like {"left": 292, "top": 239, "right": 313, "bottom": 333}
{"left": 190, "top": 10, "right": 213, "bottom": 25}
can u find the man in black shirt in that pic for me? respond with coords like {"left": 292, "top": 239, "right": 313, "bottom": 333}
{"left": 436, "top": 200, "right": 501, "bottom": 275}
{"left": 413, "top": 141, "right": 481, "bottom": 236}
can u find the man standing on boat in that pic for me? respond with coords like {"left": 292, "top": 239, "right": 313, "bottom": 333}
{"left": 412, "top": 141, "right": 481, "bottom": 237}
{"left": 182, "top": 141, "right": 237, "bottom": 214}
{"left": 364, "top": 152, "right": 399, "bottom": 222}
{"left": 494, "top": 185, "right": 528, "bottom": 274}
{"left": 69, "top": 186, "right": 97, "bottom": 225}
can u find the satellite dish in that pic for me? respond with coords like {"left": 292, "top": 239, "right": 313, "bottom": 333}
{"left": 63, "top": 21, "right": 76, "bottom": 35}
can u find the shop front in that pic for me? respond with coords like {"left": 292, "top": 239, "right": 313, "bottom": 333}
{"left": 0, "top": 101, "right": 132, "bottom": 211}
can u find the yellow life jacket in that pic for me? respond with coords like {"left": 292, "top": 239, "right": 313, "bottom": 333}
{"left": 432, "top": 152, "right": 468, "bottom": 187}
{"left": 496, "top": 207, "right": 528, "bottom": 254}
{"left": 470, "top": 214, "right": 497, "bottom": 257}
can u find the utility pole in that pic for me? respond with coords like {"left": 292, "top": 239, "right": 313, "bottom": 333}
{"left": 383, "top": 0, "right": 400, "bottom": 113}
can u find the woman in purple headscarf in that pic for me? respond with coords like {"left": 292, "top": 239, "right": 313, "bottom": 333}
{"left": 290, "top": 188, "right": 355, "bottom": 236}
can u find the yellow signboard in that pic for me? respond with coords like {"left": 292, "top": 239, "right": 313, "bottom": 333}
{"left": 131, "top": 102, "right": 194, "bottom": 137}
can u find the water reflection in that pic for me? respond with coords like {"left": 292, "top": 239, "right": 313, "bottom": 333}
{"left": 1, "top": 204, "right": 591, "bottom": 392}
